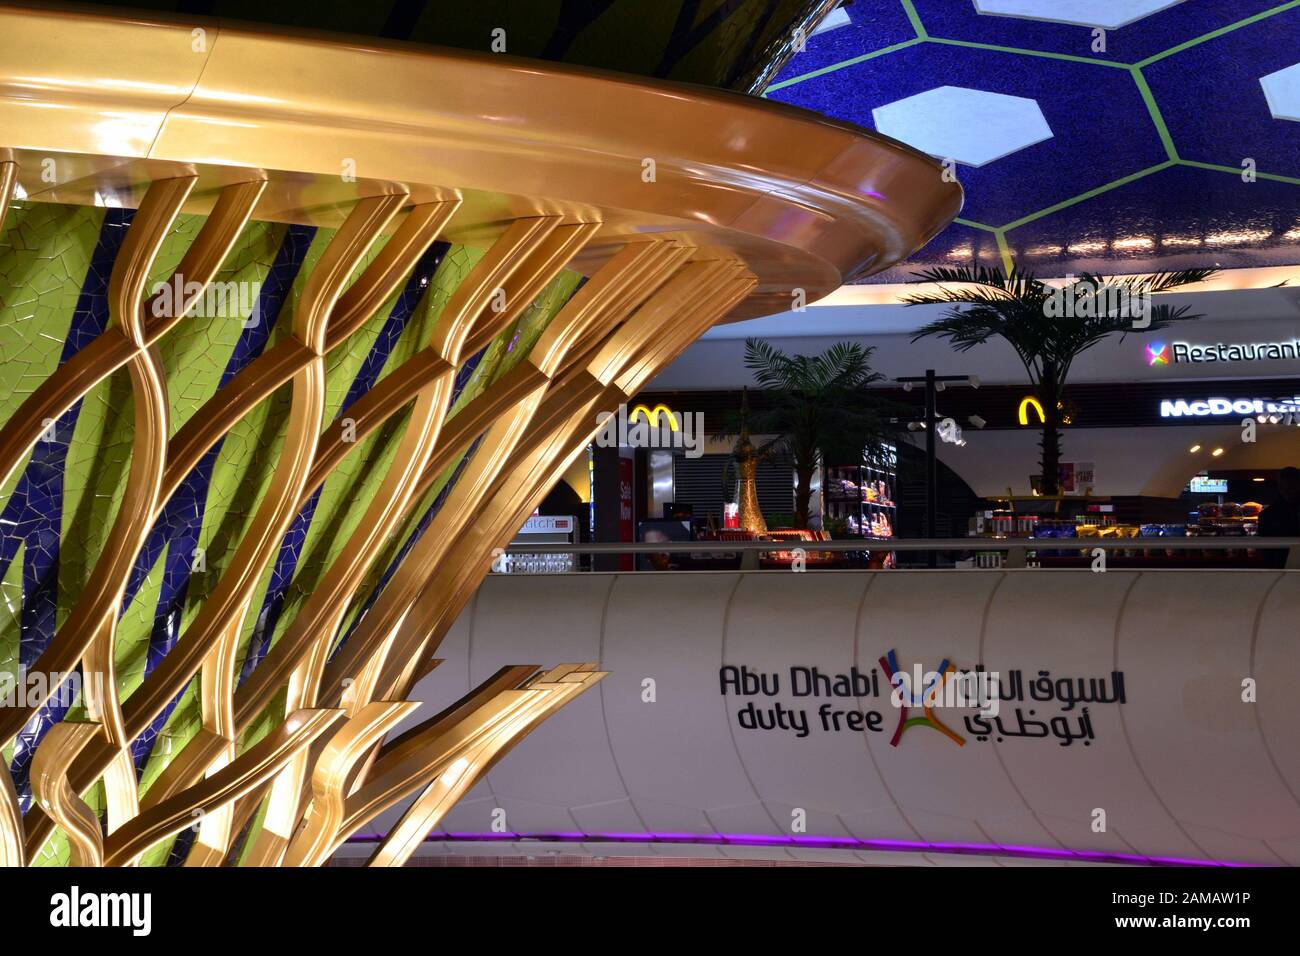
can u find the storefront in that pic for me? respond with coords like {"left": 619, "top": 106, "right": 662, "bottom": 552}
{"left": 617, "top": 375, "right": 1300, "bottom": 568}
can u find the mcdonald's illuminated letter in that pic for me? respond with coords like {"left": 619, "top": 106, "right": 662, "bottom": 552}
{"left": 630, "top": 403, "right": 679, "bottom": 431}
{"left": 595, "top": 403, "right": 704, "bottom": 458}
{"left": 1018, "top": 396, "right": 1046, "bottom": 426}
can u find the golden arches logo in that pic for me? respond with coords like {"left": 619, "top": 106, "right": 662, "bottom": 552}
{"left": 1017, "top": 396, "right": 1046, "bottom": 426}
{"left": 629, "top": 403, "right": 679, "bottom": 431}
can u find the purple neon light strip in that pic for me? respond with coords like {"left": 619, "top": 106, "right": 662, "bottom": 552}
{"left": 342, "top": 831, "right": 1259, "bottom": 867}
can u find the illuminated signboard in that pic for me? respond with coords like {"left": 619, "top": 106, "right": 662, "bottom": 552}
{"left": 1017, "top": 396, "right": 1072, "bottom": 426}
{"left": 1187, "top": 476, "right": 1228, "bottom": 494}
{"left": 595, "top": 403, "right": 704, "bottom": 457}
{"left": 1159, "top": 396, "right": 1300, "bottom": 418}
{"left": 629, "top": 403, "right": 679, "bottom": 431}
{"left": 1152, "top": 340, "right": 1300, "bottom": 365}
{"left": 1017, "top": 396, "right": 1045, "bottom": 425}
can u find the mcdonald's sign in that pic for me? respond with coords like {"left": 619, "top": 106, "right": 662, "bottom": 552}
{"left": 595, "top": 403, "right": 704, "bottom": 458}
{"left": 629, "top": 403, "right": 679, "bottom": 431}
{"left": 1017, "top": 396, "right": 1073, "bottom": 426}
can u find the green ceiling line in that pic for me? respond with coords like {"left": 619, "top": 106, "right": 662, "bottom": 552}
{"left": 923, "top": 36, "right": 1128, "bottom": 69}
{"left": 1137, "top": 0, "right": 1300, "bottom": 68}
{"left": 764, "top": 38, "right": 922, "bottom": 91}
{"left": 1178, "top": 159, "right": 1300, "bottom": 187}
{"left": 998, "top": 160, "right": 1175, "bottom": 232}
{"left": 954, "top": 216, "right": 998, "bottom": 233}
{"left": 1130, "top": 66, "right": 1179, "bottom": 162}
{"left": 900, "top": 0, "right": 928, "bottom": 40}
{"left": 995, "top": 229, "right": 1014, "bottom": 274}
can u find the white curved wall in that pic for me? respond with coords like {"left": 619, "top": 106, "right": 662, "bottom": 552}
{"left": 344, "top": 570, "right": 1300, "bottom": 866}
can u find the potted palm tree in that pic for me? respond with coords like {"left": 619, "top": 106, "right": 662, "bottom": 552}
{"left": 904, "top": 267, "right": 1215, "bottom": 496}
{"left": 720, "top": 340, "right": 899, "bottom": 530}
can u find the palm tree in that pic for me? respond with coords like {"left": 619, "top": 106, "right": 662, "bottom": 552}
{"left": 726, "top": 339, "right": 898, "bottom": 529}
{"left": 904, "top": 267, "right": 1215, "bottom": 496}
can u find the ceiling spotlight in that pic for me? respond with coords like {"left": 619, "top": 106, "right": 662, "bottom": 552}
{"left": 1211, "top": 447, "right": 1225, "bottom": 457}
{"left": 935, "top": 382, "right": 946, "bottom": 392}
{"left": 902, "top": 382, "right": 913, "bottom": 392}
{"left": 967, "top": 375, "right": 980, "bottom": 389}
{"left": 1189, "top": 445, "right": 1201, "bottom": 453}
{"left": 968, "top": 414, "right": 986, "bottom": 429}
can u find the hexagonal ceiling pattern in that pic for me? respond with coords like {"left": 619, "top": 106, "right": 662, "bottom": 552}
{"left": 767, "top": 0, "right": 1300, "bottom": 282}
{"left": 872, "top": 86, "right": 1054, "bottom": 166}
{"left": 1261, "top": 62, "right": 1300, "bottom": 121}
{"left": 973, "top": 0, "right": 1188, "bottom": 30}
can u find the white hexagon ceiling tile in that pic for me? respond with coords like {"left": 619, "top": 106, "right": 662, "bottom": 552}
{"left": 973, "top": 0, "right": 1187, "bottom": 30}
{"left": 871, "top": 85, "right": 1053, "bottom": 167}
{"left": 1260, "top": 63, "right": 1300, "bottom": 123}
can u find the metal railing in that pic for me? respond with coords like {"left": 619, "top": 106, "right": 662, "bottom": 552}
{"left": 502, "top": 537, "right": 1300, "bottom": 570}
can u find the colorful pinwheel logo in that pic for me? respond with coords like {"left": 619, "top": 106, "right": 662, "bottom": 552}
{"left": 1147, "top": 342, "right": 1170, "bottom": 366}
{"left": 879, "top": 650, "right": 965, "bottom": 748}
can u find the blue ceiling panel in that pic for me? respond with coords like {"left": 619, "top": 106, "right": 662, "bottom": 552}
{"left": 909, "top": 0, "right": 1283, "bottom": 62}
{"left": 767, "top": 0, "right": 1300, "bottom": 280}
{"left": 772, "top": 42, "right": 1166, "bottom": 224}
{"left": 1144, "top": 8, "right": 1300, "bottom": 173}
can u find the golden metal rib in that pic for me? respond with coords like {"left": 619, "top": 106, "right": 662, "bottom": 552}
{"left": 319, "top": 243, "right": 694, "bottom": 703}
{"left": 158, "top": 339, "right": 311, "bottom": 506}
{"left": 158, "top": 201, "right": 457, "bottom": 509}
{"left": 366, "top": 665, "right": 604, "bottom": 867}
{"left": 335, "top": 666, "right": 601, "bottom": 857}
{"left": 0, "top": 178, "right": 263, "bottom": 506}
{"left": 298, "top": 219, "right": 595, "bottom": 504}
{"left": 22, "top": 194, "right": 404, "bottom": 868}
{"left": 0, "top": 735, "right": 22, "bottom": 867}
{"left": 372, "top": 397, "right": 611, "bottom": 701}
{"left": 297, "top": 350, "right": 452, "bottom": 503}
{"left": 0, "top": 179, "right": 266, "bottom": 799}
{"left": 123, "top": 194, "right": 405, "bottom": 749}
{"left": 102, "top": 708, "right": 344, "bottom": 868}
{"left": 0, "top": 161, "right": 16, "bottom": 235}
{"left": 325, "top": 200, "right": 462, "bottom": 351}
{"left": 184, "top": 192, "right": 406, "bottom": 866}
{"left": 21, "top": 195, "right": 450, "bottom": 859}
{"left": 531, "top": 241, "right": 692, "bottom": 377}
{"left": 375, "top": 268, "right": 756, "bottom": 702}
{"left": 239, "top": 217, "right": 590, "bottom": 865}
{"left": 329, "top": 665, "right": 535, "bottom": 844}
{"left": 142, "top": 179, "right": 267, "bottom": 342}
{"left": 9, "top": 178, "right": 266, "bottom": 850}
{"left": 459, "top": 221, "right": 599, "bottom": 357}
{"left": 279, "top": 695, "right": 419, "bottom": 867}
{"left": 80, "top": 176, "right": 196, "bottom": 843}
{"left": 234, "top": 229, "right": 615, "bottom": 725}
{"left": 0, "top": 334, "right": 135, "bottom": 503}
{"left": 30, "top": 723, "right": 105, "bottom": 867}
{"left": 10, "top": 207, "right": 755, "bottom": 868}
{"left": 230, "top": 359, "right": 547, "bottom": 733}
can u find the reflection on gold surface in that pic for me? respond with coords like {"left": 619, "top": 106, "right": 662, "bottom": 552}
{"left": 0, "top": 4, "right": 957, "bottom": 866}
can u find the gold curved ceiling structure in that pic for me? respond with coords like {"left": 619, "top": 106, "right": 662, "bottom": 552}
{"left": 0, "top": 3, "right": 960, "bottom": 867}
